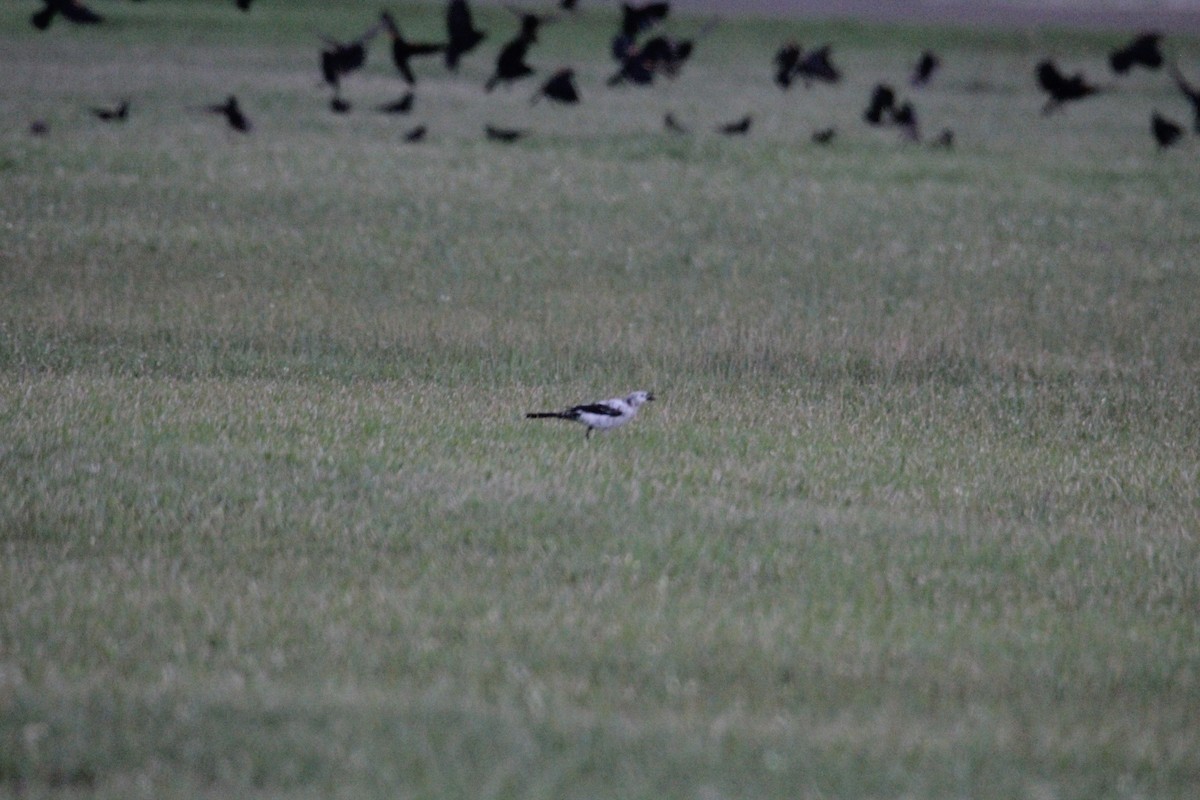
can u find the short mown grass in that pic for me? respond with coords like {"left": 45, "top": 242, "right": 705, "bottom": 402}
{"left": 2, "top": 2, "right": 1199, "bottom": 798}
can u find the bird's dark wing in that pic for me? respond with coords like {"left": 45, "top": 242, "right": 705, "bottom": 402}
{"left": 571, "top": 403, "right": 624, "bottom": 417}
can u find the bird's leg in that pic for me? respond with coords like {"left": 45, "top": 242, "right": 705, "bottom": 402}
{"left": 585, "top": 428, "right": 593, "bottom": 440}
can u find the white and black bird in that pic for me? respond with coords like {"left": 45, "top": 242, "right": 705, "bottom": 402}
{"left": 526, "top": 391, "right": 655, "bottom": 438}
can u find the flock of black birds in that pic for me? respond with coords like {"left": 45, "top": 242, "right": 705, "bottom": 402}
{"left": 24, "top": 0, "right": 1200, "bottom": 151}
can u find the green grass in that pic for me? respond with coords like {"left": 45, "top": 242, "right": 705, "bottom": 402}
{"left": 3, "top": 1, "right": 1200, "bottom": 798}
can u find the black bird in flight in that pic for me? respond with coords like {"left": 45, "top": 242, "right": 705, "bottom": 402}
{"left": 793, "top": 44, "right": 841, "bottom": 86}
{"left": 892, "top": 101, "right": 920, "bottom": 141}
{"left": 716, "top": 115, "right": 752, "bottom": 136}
{"left": 1036, "top": 59, "right": 1101, "bottom": 114}
{"left": 377, "top": 92, "right": 415, "bottom": 114}
{"left": 620, "top": 2, "right": 669, "bottom": 38}
{"left": 664, "top": 112, "right": 689, "bottom": 134}
{"left": 1167, "top": 63, "right": 1200, "bottom": 132}
{"left": 206, "top": 95, "right": 251, "bottom": 133}
{"left": 911, "top": 50, "right": 941, "bottom": 86}
{"left": 1110, "top": 33, "right": 1163, "bottom": 74}
{"left": 404, "top": 125, "right": 427, "bottom": 142}
{"left": 931, "top": 128, "right": 955, "bottom": 149}
{"left": 1151, "top": 111, "right": 1183, "bottom": 148}
{"left": 31, "top": 0, "right": 103, "bottom": 30}
{"left": 534, "top": 68, "right": 580, "bottom": 104}
{"left": 812, "top": 127, "right": 836, "bottom": 145}
{"left": 773, "top": 42, "right": 801, "bottom": 89}
{"left": 380, "top": 11, "right": 445, "bottom": 85}
{"left": 90, "top": 99, "right": 129, "bottom": 122}
{"left": 445, "top": 0, "right": 486, "bottom": 71}
{"left": 485, "top": 28, "right": 537, "bottom": 91}
{"left": 506, "top": 5, "right": 557, "bottom": 42}
{"left": 320, "top": 21, "right": 382, "bottom": 91}
{"left": 863, "top": 83, "right": 896, "bottom": 125}
{"left": 485, "top": 124, "right": 526, "bottom": 142}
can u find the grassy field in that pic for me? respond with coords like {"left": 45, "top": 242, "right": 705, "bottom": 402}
{"left": 2, "top": 1, "right": 1200, "bottom": 798}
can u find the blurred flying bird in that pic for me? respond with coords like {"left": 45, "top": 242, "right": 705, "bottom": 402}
{"left": 404, "top": 124, "right": 427, "bottom": 142}
{"left": 620, "top": 2, "right": 669, "bottom": 38}
{"left": 90, "top": 99, "right": 129, "bottom": 122}
{"left": 1151, "top": 111, "right": 1183, "bottom": 148}
{"left": 931, "top": 128, "right": 955, "bottom": 148}
{"left": 892, "top": 101, "right": 920, "bottom": 141}
{"left": 911, "top": 50, "right": 941, "bottom": 86}
{"left": 31, "top": 0, "right": 103, "bottom": 30}
{"left": 1167, "top": 63, "right": 1200, "bottom": 132}
{"left": 534, "top": 67, "right": 580, "bottom": 104}
{"left": 1036, "top": 59, "right": 1101, "bottom": 114}
{"left": 812, "top": 127, "right": 836, "bottom": 145}
{"left": 716, "top": 115, "right": 752, "bottom": 135}
{"left": 774, "top": 41, "right": 801, "bottom": 88}
{"left": 505, "top": 4, "right": 557, "bottom": 41}
{"left": 526, "top": 391, "right": 655, "bottom": 439}
{"left": 205, "top": 95, "right": 251, "bottom": 132}
{"left": 445, "top": 0, "right": 486, "bottom": 70}
{"left": 485, "top": 124, "right": 526, "bottom": 142}
{"left": 380, "top": 11, "right": 445, "bottom": 85}
{"left": 319, "top": 21, "right": 383, "bottom": 90}
{"left": 664, "top": 112, "right": 689, "bottom": 134}
{"left": 794, "top": 44, "right": 840, "bottom": 85}
{"left": 376, "top": 92, "right": 415, "bottom": 113}
{"left": 485, "top": 31, "right": 537, "bottom": 91}
{"left": 1110, "top": 33, "right": 1163, "bottom": 74}
{"left": 864, "top": 83, "right": 896, "bottom": 125}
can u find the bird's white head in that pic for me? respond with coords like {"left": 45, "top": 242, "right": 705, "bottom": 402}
{"left": 626, "top": 391, "right": 655, "bottom": 407}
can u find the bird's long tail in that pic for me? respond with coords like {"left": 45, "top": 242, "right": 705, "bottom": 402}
{"left": 526, "top": 412, "right": 569, "bottom": 419}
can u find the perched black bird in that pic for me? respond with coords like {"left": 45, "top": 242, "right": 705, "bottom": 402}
{"left": 485, "top": 33, "right": 536, "bottom": 91}
{"left": 319, "top": 22, "right": 382, "bottom": 90}
{"left": 812, "top": 127, "right": 836, "bottom": 145}
{"left": 1151, "top": 112, "right": 1183, "bottom": 148}
{"left": 445, "top": 0, "right": 486, "bottom": 71}
{"left": 485, "top": 124, "right": 526, "bottom": 142}
{"left": 1110, "top": 33, "right": 1163, "bottom": 74}
{"left": 404, "top": 125, "right": 427, "bottom": 142}
{"left": 794, "top": 44, "right": 840, "bottom": 85}
{"left": 534, "top": 68, "right": 580, "bottom": 104}
{"left": 206, "top": 95, "right": 251, "bottom": 133}
{"left": 90, "top": 99, "right": 129, "bottom": 122}
{"left": 1167, "top": 63, "right": 1200, "bottom": 133}
{"left": 380, "top": 11, "right": 445, "bottom": 85}
{"left": 774, "top": 41, "right": 801, "bottom": 89}
{"left": 31, "top": 0, "right": 103, "bottom": 30}
{"left": 664, "top": 112, "right": 689, "bottom": 134}
{"left": 620, "top": 2, "right": 669, "bottom": 38}
{"left": 1036, "top": 59, "right": 1101, "bottom": 114}
{"left": 931, "top": 128, "right": 955, "bottom": 148}
{"left": 864, "top": 83, "right": 896, "bottom": 125}
{"left": 716, "top": 115, "right": 752, "bottom": 136}
{"left": 911, "top": 50, "right": 941, "bottom": 86}
{"left": 376, "top": 92, "right": 415, "bottom": 114}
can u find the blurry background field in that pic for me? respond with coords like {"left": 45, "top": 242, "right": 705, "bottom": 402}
{"left": 2, "top": 1, "right": 1200, "bottom": 798}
